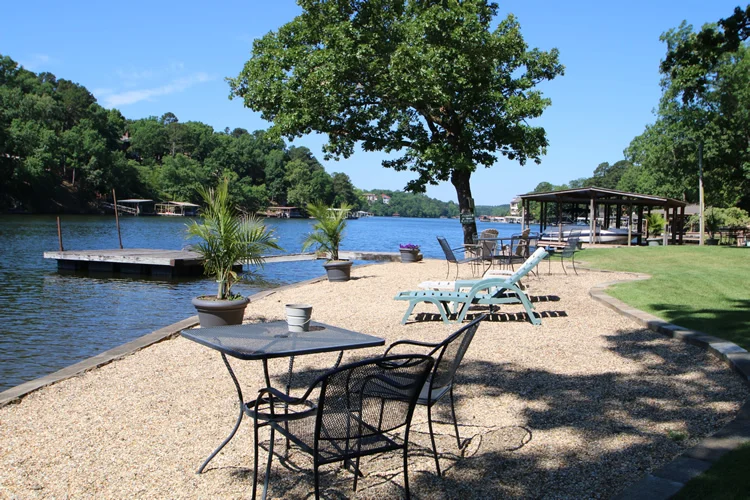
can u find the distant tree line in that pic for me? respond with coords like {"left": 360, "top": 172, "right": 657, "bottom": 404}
{"left": 0, "top": 53, "right": 506, "bottom": 218}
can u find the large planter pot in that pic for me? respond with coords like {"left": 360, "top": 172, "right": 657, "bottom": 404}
{"left": 192, "top": 296, "right": 250, "bottom": 327}
{"left": 322, "top": 260, "right": 352, "bottom": 282}
{"left": 400, "top": 249, "right": 422, "bottom": 263}
{"left": 646, "top": 238, "right": 662, "bottom": 246}
{"left": 706, "top": 238, "right": 719, "bottom": 246}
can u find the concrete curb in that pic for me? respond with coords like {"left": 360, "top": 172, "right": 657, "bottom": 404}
{"left": 584, "top": 267, "right": 750, "bottom": 499}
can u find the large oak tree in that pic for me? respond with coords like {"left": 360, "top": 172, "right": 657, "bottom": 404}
{"left": 229, "top": 0, "right": 563, "bottom": 242}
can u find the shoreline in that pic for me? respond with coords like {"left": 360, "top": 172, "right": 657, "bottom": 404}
{"left": 1, "top": 259, "right": 748, "bottom": 498}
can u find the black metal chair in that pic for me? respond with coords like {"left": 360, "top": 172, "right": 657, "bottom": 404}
{"left": 247, "top": 354, "right": 434, "bottom": 500}
{"left": 545, "top": 236, "right": 580, "bottom": 275}
{"left": 382, "top": 314, "right": 485, "bottom": 476}
{"left": 437, "top": 236, "right": 481, "bottom": 279}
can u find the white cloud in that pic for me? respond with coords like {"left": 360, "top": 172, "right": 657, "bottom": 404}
{"left": 103, "top": 73, "right": 214, "bottom": 107}
{"left": 23, "top": 53, "right": 53, "bottom": 71}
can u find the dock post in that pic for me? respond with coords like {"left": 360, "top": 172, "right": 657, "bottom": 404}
{"left": 113, "top": 189, "right": 123, "bottom": 249}
{"left": 56, "top": 217, "right": 64, "bottom": 251}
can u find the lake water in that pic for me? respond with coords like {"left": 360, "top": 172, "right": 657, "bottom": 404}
{"left": 0, "top": 214, "right": 524, "bottom": 392}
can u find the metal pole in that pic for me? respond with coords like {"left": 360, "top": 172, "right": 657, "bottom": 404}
{"left": 589, "top": 197, "right": 595, "bottom": 244}
{"left": 56, "top": 216, "right": 64, "bottom": 251}
{"left": 113, "top": 189, "right": 123, "bottom": 250}
{"left": 698, "top": 142, "right": 705, "bottom": 246}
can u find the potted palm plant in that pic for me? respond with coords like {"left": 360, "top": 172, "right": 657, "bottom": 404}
{"left": 187, "top": 178, "right": 281, "bottom": 327}
{"left": 705, "top": 208, "right": 722, "bottom": 245}
{"left": 303, "top": 202, "right": 353, "bottom": 282}
{"left": 645, "top": 213, "right": 665, "bottom": 246}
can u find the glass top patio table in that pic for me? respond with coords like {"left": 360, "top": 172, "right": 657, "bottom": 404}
{"left": 181, "top": 321, "right": 385, "bottom": 473}
{"left": 182, "top": 321, "right": 385, "bottom": 360}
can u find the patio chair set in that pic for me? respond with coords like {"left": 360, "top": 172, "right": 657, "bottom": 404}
{"left": 244, "top": 315, "right": 485, "bottom": 499}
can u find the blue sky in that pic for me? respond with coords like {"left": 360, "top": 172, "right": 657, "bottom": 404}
{"left": 1, "top": 1, "right": 741, "bottom": 205}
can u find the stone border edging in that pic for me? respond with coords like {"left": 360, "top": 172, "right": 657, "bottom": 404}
{"left": 584, "top": 267, "right": 750, "bottom": 499}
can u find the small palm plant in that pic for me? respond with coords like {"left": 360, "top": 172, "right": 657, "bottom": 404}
{"left": 302, "top": 202, "right": 352, "bottom": 261}
{"left": 646, "top": 213, "right": 665, "bottom": 238}
{"left": 187, "top": 178, "right": 281, "bottom": 299}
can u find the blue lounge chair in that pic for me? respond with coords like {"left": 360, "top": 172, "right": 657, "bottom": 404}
{"left": 395, "top": 247, "right": 548, "bottom": 325}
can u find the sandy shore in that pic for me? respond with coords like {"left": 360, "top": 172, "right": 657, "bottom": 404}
{"left": 1, "top": 259, "right": 747, "bottom": 499}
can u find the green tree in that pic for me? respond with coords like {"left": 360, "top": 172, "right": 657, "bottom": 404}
{"left": 230, "top": 0, "right": 564, "bottom": 243}
{"left": 627, "top": 15, "right": 750, "bottom": 209}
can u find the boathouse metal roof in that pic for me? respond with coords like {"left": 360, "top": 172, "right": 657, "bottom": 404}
{"left": 519, "top": 187, "right": 687, "bottom": 208}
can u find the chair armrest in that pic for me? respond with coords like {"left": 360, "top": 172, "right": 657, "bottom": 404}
{"left": 384, "top": 339, "right": 440, "bottom": 356}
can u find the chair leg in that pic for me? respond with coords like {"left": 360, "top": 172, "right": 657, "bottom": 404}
{"left": 252, "top": 418, "right": 260, "bottom": 500}
{"left": 403, "top": 443, "right": 411, "bottom": 499}
{"left": 572, "top": 254, "right": 578, "bottom": 275}
{"left": 427, "top": 404, "right": 442, "bottom": 476}
{"left": 261, "top": 427, "right": 275, "bottom": 500}
{"left": 449, "top": 386, "right": 462, "bottom": 450}
{"left": 401, "top": 301, "right": 418, "bottom": 324}
{"left": 314, "top": 462, "right": 320, "bottom": 500}
{"left": 561, "top": 256, "right": 568, "bottom": 275}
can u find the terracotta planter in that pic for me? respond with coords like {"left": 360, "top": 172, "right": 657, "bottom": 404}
{"left": 322, "top": 260, "right": 352, "bottom": 282}
{"left": 192, "top": 296, "right": 249, "bottom": 327}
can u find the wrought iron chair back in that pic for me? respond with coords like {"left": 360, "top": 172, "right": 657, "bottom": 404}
{"left": 249, "top": 354, "right": 434, "bottom": 499}
{"left": 383, "top": 314, "right": 485, "bottom": 475}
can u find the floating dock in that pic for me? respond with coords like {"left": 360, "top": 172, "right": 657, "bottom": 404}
{"left": 43, "top": 249, "right": 205, "bottom": 277}
{"left": 43, "top": 249, "right": 402, "bottom": 278}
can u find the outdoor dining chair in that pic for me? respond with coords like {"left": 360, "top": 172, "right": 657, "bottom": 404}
{"left": 247, "top": 354, "right": 434, "bottom": 500}
{"left": 437, "top": 236, "right": 481, "bottom": 279}
{"left": 545, "top": 236, "right": 580, "bottom": 275}
{"left": 382, "top": 315, "right": 485, "bottom": 476}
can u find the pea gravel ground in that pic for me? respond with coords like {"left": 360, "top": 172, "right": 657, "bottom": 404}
{"left": 0, "top": 259, "right": 746, "bottom": 499}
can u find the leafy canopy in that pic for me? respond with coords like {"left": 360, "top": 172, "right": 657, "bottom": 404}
{"left": 187, "top": 178, "right": 281, "bottom": 299}
{"left": 229, "top": 0, "right": 563, "bottom": 193}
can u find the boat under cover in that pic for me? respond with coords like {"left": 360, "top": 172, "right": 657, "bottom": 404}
{"left": 541, "top": 225, "right": 637, "bottom": 244}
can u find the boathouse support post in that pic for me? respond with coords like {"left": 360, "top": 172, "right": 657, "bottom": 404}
{"left": 627, "top": 203, "right": 633, "bottom": 246}
{"left": 589, "top": 197, "right": 595, "bottom": 244}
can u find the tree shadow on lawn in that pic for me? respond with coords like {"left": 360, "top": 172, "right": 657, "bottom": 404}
{"left": 644, "top": 297, "right": 750, "bottom": 348}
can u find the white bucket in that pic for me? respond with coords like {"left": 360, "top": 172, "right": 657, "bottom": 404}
{"left": 285, "top": 304, "right": 313, "bottom": 332}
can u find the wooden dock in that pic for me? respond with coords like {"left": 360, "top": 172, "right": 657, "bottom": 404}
{"left": 43, "top": 249, "right": 403, "bottom": 277}
{"left": 43, "top": 249, "right": 206, "bottom": 277}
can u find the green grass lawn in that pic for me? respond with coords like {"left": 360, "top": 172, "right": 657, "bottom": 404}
{"left": 579, "top": 245, "right": 750, "bottom": 498}
{"left": 579, "top": 246, "right": 750, "bottom": 349}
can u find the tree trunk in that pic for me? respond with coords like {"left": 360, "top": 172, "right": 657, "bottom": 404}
{"left": 451, "top": 169, "right": 477, "bottom": 244}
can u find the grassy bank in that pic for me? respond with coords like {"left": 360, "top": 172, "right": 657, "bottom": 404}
{"left": 580, "top": 245, "right": 750, "bottom": 498}
{"left": 579, "top": 246, "right": 750, "bottom": 349}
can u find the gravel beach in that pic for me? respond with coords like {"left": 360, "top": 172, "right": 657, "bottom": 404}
{"left": 1, "top": 259, "right": 746, "bottom": 499}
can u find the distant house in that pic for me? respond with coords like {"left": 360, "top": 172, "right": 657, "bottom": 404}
{"left": 509, "top": 196, "right": 521, "bottom": 216}
{"left": 363, "top": 193, "right": 379, "bottom": 203}
{"left": 381, "top": 194, "right": 391, "bottom": 204}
